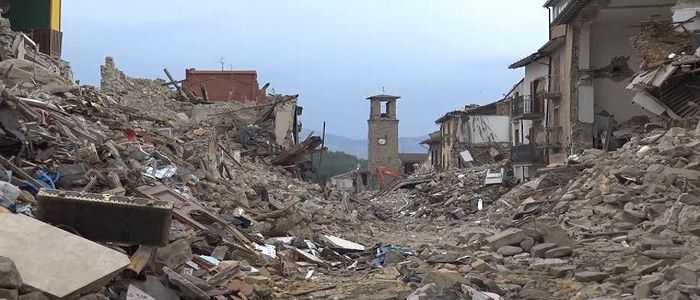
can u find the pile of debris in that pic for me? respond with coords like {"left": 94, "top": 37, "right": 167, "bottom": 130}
{"left": 0, "top": 15, "right": 390, "bottom": 300}
{"left": 408, "top": 125, "right": 700, "bottom": 299}
{"left": 367, "top": 165, "right": 512, "bottom": 223}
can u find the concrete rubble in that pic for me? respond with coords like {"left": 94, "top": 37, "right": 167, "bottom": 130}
{"left": 5, "top": 5, "right": 700, "bottom": 300}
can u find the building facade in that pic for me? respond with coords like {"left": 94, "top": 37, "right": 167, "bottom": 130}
{"left": 541, "top": 0, "right": 676, "bottom": 164}
{"left": 183, "top": 69, "right": 267, "bottom": 103}
{"left": 433, "top": 103, "right": 511, "bottom": 171}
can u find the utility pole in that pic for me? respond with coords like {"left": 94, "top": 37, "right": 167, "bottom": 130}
{"left": 319, "top": 122, "right": 327, "bottom": 187}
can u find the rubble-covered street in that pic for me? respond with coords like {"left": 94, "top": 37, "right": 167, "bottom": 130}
{"left": 8, "top": 1, "right": 700, "bottom": 300}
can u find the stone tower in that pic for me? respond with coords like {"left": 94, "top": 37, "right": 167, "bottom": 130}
{"left": 367, "top": 94, "right": 401, "bottom": 188}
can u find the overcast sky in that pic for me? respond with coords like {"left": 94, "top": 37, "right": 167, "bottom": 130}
{"left": 63, "top": 1, "right": 548, "bottom": 139}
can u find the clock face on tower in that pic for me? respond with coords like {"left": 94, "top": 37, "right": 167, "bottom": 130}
{"left": 377, "top": 138, "right": 387, "bottom": 145}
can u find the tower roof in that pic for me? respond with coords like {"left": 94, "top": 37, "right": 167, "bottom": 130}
{"left": 366, "top": 94, "right": 400, "bottom": 100}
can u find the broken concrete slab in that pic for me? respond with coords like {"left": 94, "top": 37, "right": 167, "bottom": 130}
{"left": 163, "top": 267, "right": 209, "bottom": 300}
{"left": 529, "top": 258, "right": 568, "bottom": 271}
{"left": 0, "top": 211, "right": 130, "bottom": 299}
{"left": 497, "top": 246, "right": 523, "bottom": 257}
{"left": 543, "top": 247, "right": 573, "bottom": 258}
{"left": 126, "top": 285, "right": 155, "bottom": 300}
{"left": 322, "top": 235, "right": 365, "bottom": 252}
{"left": 155, "top": 239, "right": 193, "bottom": 270}
{"left": 634, "top": 274, "right": 664, "bottom": 299}
{"left": 574, "top": 271, "right": 609, "bottom": 283}
{"left": 486, "top": 228, "right": 528, "bottom": 250}
{"left": 530, "top": 243, "right": 558, "bottom": 258}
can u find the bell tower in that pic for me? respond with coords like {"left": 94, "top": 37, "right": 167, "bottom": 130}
{"left": 367, "top": 94, "right": 401, "bottom": 188}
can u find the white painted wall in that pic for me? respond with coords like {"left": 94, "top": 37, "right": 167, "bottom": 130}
{"left": 467, "top": 115, "right": 510, "bottom": 144}
{"left": 524, "top": 59, "right": 549, "bottom": 97}
{"left": 274, "top": 100, "right": 297, "bottom": 147}
{"left": 590, "top": 5, "right": 673, "bottom": 122}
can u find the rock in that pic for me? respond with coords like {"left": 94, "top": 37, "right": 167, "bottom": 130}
{"left": 635, "top": 260, "right": 668, "bottom": 276}
{"left": 642, "top": 248, "right": 688, "bottom": 259}
{"left": 417, "top": 271, "right": 466, "bottom": 299}
{"left": 544, "top": 247, "right": 573, "bottom": 258}
{"left": 77, "top": 294, "right": 109, "bottom": 300}
{"left": 486, "top": 228, "right": 528, "bottom": 250}
{"left": 0, "top": 289, "right": 18, "bottom": 300}
{"left": 672, "top": 260, "right": 700, "bottom": 285}
{"left": 634, "top": 274, "right": 663, "bottom": 299}
{"left": 156, "top": 239, "right": 193, "bottom": 270}
{"left": 18, "top": 292, "right": 49, "bottom": 300}
{"left": 622, "top": 205, "right": 646, "bottom": 223}
{"left": 574, "top": 271, "right": 609, "bottom": 282}
{"left": 471, "top": 259, "right": 496, "bottom": 272}
{"left": 549, "top": 265, "right": 576, "bottom": 278}
{"left": 678, "top": 205, "right": 700, "bottom": 232}
{"left": 614, "top": 222, "right": 636, "bottom": 230}
{"left": 497, "top": 246, "right": 523, "bottom": 257}
{"left": 406, "top": 283, "right": 441, "bottom": 300}
{"left": 211, "top": 246, "right": 228, "bottom": 260}
{"left": 0, "top": 257, "right": 21, "bottom": 289}
{"left": 163, "top": 267, "right": 209, "bottom": 300}
{"left": 531, "top": 243, "right": 558, "bottom": 258}
{"left": 666, "top": 127, "right": 687, "bottom": 138}
{"left": 227, "top": 280, "right": 254, "bottom": 298}
{"left": 421, "top": 270, "right": 466, "bottom": 289}
{"left": 519, "top": 288, "right": 551, "bottom": 299}
{"left": 529, "top": 258, "right": 568, "bottom": 271}
{"left": 519, "top": 237, "right": 535, "bottom": 251}
{"left": 131, "top": 275, "right": 181, "bottom": 300}
{"left": 679, "top": 193, "right": 700, "bottom": 206}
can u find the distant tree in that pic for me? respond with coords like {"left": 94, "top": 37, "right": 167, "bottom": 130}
{"left": 311, "top": 150, "right": 367, "bottom": 183}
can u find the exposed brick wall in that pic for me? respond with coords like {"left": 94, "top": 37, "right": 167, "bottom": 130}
{"left": 183, "top": 69, "right": 265, "bottom": 103}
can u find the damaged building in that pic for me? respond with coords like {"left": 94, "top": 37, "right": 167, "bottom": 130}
{"left": 508, "top": 0, "right": 679, "bottom": 172}
{"left": 431, "top": 101, "right": 511, "bottom": 171}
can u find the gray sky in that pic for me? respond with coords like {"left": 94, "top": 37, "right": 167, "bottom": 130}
{"left": 63, "top": 1, "right": 548, "bottom": 139}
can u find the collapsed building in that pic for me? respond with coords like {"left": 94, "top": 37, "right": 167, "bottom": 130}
{"left": 507, "top": 0, "right": 681, "bottom": 175}
{"left": 428, "top": 101, "right": 511, "bottom": 172}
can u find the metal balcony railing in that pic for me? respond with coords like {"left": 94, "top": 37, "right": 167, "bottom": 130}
{"left": 512, "top": 95, "right": 544, "bottom": 119}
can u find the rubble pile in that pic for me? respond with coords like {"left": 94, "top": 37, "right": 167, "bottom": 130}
{"left": 413, "top": 125, "right": 700, "bottom": 299}
{"left": 631, "top": 19, "right": 692, "bottom": 68}
{"left": 0, "top": 15, "right": 393, "bottom": 300}
{"left": 368, "top": 165, "right": 511, "bottom": 223}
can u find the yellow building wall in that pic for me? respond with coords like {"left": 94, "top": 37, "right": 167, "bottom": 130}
{"left": 50, "top": 0, "right": 61, "bottom": 31}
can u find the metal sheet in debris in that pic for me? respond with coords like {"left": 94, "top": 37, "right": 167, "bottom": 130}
{"left": 460, "top": 150, "right": 474, "bottom": 162}
{"left": 323, "top": 235, "right": 365, "bottom": 251}
{"left": 484, "top": 169, "right": 504, "bottom": 185}
{"left": 0, "top": 211, "right": 130, "bottom": 299}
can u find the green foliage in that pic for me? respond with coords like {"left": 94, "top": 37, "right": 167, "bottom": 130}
{"left": 311, "top": 150, "right": 367, "bottom": 183}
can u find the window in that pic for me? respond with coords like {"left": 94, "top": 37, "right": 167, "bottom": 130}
{"left": 380, "top": 102, "right": 388, "bottom": 118}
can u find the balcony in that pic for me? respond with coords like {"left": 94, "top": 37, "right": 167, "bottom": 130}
{"left": 511, "top": 144, "right": 544, "bottom": 165}
{"left": 545, "top": 126, "right": 563, "bottom": 149}
{"left": 512, "top": 95, "right": 544, "bottom": 120}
